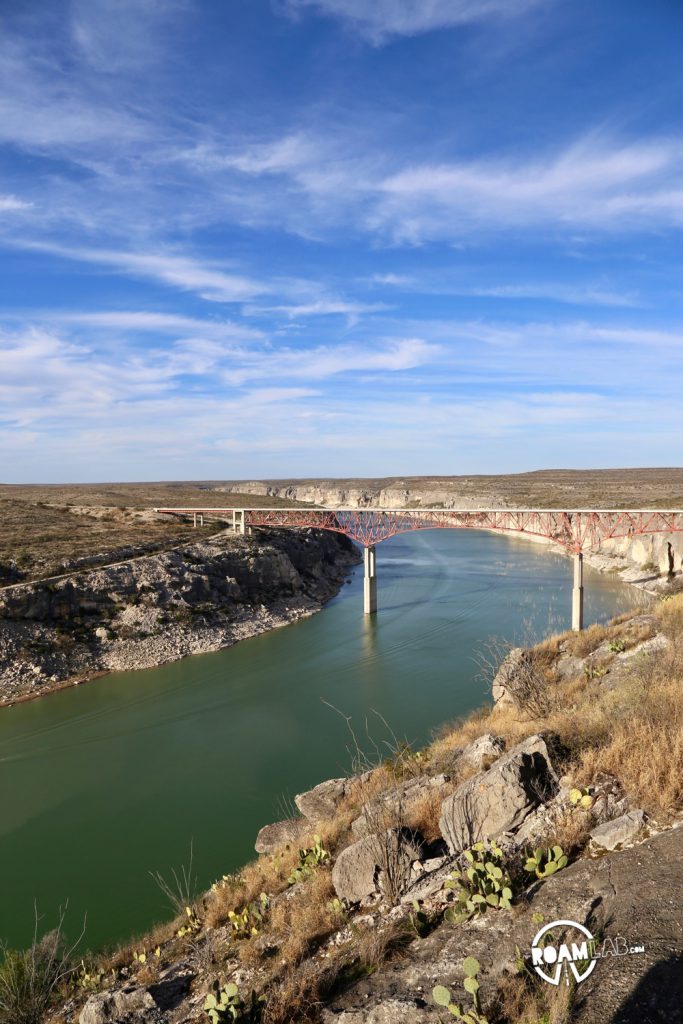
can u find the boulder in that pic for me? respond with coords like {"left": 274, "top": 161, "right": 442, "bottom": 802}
{"left": 254, "top": 817, "right": 308, "bottom": 854}
{"left": 79, "top": 988, "right": 156, "bottom": 1024}
{"left": 439, "top": 734, "right": 558, "bottom": 854}
{"left": 555, "top": 655, "right": 586, "bottom": 681}
{"left": 458, "top": 733, "right": 505, "bottom": 772}
{"left": 332, "top": 829, "right": 423, "bottom": 904}
{"left": 491, "top": 647, "right": 529, "bottom": 706}
{"left": 351, "top": 774, "right": 450, "bottom": 838}
{"left": 590, "top": 809, "right": 645, "bottom": 851}
{"left": 295, "top": 777, "right": 349, "bottom": 821}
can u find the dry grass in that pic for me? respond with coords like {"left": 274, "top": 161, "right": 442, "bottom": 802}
{"left": 655, "top": 594, "right": 683, "bottom": 638}
{"left": 406, "top": 784, "right": 455, "bottom": 843}
{"left": 204, "top": 845, "right": 303, "bottom": 931}
{"left": 492, "top": 969, "right": 575, "bottom": 1024}
{"left": 268, "top": 870, "right": 338, "bottom": 967}
{"left": 425, "top": 596, "right": 683, "bottom": 820}
{"left": 260, "top": 949, "right": 349, "bottom": 1024}
{"left": 547, "top": 807, "right": 594, "bottom": 858}
{"left": 562, "top": 623, "right": 612, "bottom": 659}
{"left": 576, "top": 687, "right": 683, "bottom": 814}
{"left": 98, "top": 915, "right": 180, "bottom": 974}
{"left": 0, "top": 487, "right": 310, "bottom": 584}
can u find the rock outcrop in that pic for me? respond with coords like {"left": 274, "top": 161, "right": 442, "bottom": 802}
{"left": 331, "top": 828, "right": 423, "bottom": 904}
{"left": 590, "top": 809, "right": 646, "bottom": 850}
{"left": 0, "top": 529, "right": 359, "bottom": 701}
{"left": 439, "top": 735, "right": 558, "bottom": 853}
{"left": 323, "top": 826, "right": 683, "bottom": 1024}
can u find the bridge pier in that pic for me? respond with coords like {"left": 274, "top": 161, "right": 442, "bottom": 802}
{"left": 232, "top": 510, "right": 246, "bottom": 535}
{"left": 364, "top": 545, "right": 377, "bottom": 615}
{"left": 572, "top": 552, "right": 584, "bottom": 631}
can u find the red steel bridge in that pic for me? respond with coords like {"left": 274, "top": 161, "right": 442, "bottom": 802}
{"left": 155, "top": 507, "right": 683, "bottom": 630}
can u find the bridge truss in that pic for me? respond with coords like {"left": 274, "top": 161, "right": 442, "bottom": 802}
{"left": 156, "top": 507, "right": 683, "bottom": 552}
{"left": 154, "top": 507, "right": 683, "bottom": 629}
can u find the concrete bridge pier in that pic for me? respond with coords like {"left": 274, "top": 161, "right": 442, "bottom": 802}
{"left": 572, "top": 551, "right": 584, "bottom": 631}
{"left": 364, "top": 544, "right": 377, "bottom": 615}
{"left": 232, "top": 510, "right": 246, "bottom": 535}
{"left": 192, "top": 512, "right": 204, "bottom": 528}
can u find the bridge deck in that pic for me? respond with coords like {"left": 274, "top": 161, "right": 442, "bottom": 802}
{"left": 154, "top": 507, "right": 683, "bottom": 551}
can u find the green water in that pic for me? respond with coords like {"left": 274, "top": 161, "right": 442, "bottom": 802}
{"left": 0, "top": 530, "right": 637, "bottom": 951}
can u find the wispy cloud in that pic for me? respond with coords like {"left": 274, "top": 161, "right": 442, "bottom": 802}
{"left": 283, "top": 0, "right": 546, "bottom": 44}
{"left": 245, "top": 300, "right": 390, "bottom": 325}
{"left": 371, "top": 137, "right": 683, "bottom": 241}
{"left": 49, "top": 310, "right": 262, "bottom": 338}
{"left": 71, "top": 0, "right": 188, "bottom": 73}
{"left": 220, "top": 337, "right": 437, "bottom": 384}
{"left": 155, "top": 131, "right": 683, "bottom": 243}
{"left": 367, "top": 274, "right": 639, "bottom": 308}
{"left": 0, "top": 195, "right": 32, "bottom": 212}
{"left": 16, "top": 242, "right": 270, "bottom": 302}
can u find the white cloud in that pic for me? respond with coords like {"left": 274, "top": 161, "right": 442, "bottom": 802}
{"left": 460, "top": 284, "right": 639, "bottom": 308}
{"left": 158, "top": 131, "right": 683, "bottom": 242}
{"left": 0, "top": 37, "right": 146, "bottom": 152}
{"left": 372, "top": 137, "right": 683, "bottom": 241}
{"left": 185, "top": 134, "right": 320, "bottom": 177}
{"left": 71, "top": 0, "right": 187, "bottom": 73}
{"left": 50, "top": 310, "right": 263, "bottom": 340}
{"left": 3, "top": 314, "right": 683, "bottom": 480}
{"left": 283, "top": 0, "right": 545, "bottom": 43}
{"left": 367, "top": 275, "right": 638, "bottom": 308}
{"left": 220, "top": 337, "right": 437, "bottom": 384}
{"left": 16, "top": 242, "right": 269, "bottom": 302}
{"left": 0, "top": 195, "right": 31, "bottom": 212}
{"left": 245, "top": 300, "right": 389, "bottom": 323}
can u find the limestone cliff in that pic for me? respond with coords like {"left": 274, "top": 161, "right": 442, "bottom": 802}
{"left": 0, "top": 528, "right": 359, "bottom": 703}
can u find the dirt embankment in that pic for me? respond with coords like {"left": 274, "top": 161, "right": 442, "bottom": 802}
{"left": 0, "top": 528, "right": 359, "bottom": 704}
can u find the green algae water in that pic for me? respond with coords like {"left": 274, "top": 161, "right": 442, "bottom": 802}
{"left": 0, "top": 531, "right": 638, "bottom": 951}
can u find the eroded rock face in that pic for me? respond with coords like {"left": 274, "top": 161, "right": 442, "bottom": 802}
{"left": 439, "top": 735, "right": 558, "bottom": 854}
{"left": 254, "top": 818, "right": 308, "bottom": 854}
{"left": 0, "top": 529, "right": 359, "bottom": 700}
{"left": 457, "top": 733, "right": 505, "bottom": 771}
{"left": 491, "top": 648, "right": 529, "bottom": 707}
{"left": 79, "top": 987, "right": 156, "bottom": 1024}
{"left": 331, "top": 829, "right": 423, "bottom": 904}
{"left": 590, "top": 809, "right": 645, "bottom": 851}
{"left": 295, "top": 777, "right": 349, "bottom": 821}
{"left": 323, "top": 827, "right": 683, "bottom": 1024}
{"left": 351, "top": 774, "right": 451, "bottom": 839}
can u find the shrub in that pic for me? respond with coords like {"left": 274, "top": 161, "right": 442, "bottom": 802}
{"left": 0, "top": 913, "right": 82, "bottom": 1024}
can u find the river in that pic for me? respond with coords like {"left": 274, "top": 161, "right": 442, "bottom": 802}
{"left": 0, "top": 530, "right": 638, "bottom": 951}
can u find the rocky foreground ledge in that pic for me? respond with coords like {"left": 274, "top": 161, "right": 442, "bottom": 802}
{"left": 0, "top": 528, "right": 359, "bottom": 703}
{"left": 37, "top": 592, "right": 682, "bottom": 1024}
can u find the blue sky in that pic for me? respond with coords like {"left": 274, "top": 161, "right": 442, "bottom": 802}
{"left": 1, "top": 0, "right": 682, "bottom": 482}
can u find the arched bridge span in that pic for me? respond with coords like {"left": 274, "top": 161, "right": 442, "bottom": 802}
{"left": 154, "top": 508, "right": 683, "bottom": 630}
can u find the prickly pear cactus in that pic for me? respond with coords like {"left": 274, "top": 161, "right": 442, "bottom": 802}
{"left": 524, "top": 844, "right": 568, "bottom": 878}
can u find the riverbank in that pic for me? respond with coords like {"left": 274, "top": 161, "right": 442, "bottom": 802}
{"left": 36, "top": 588, "right": 682, "bottom": 1024}
{"left": 0, "top": 528, "right": 359, "bottom": 705}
